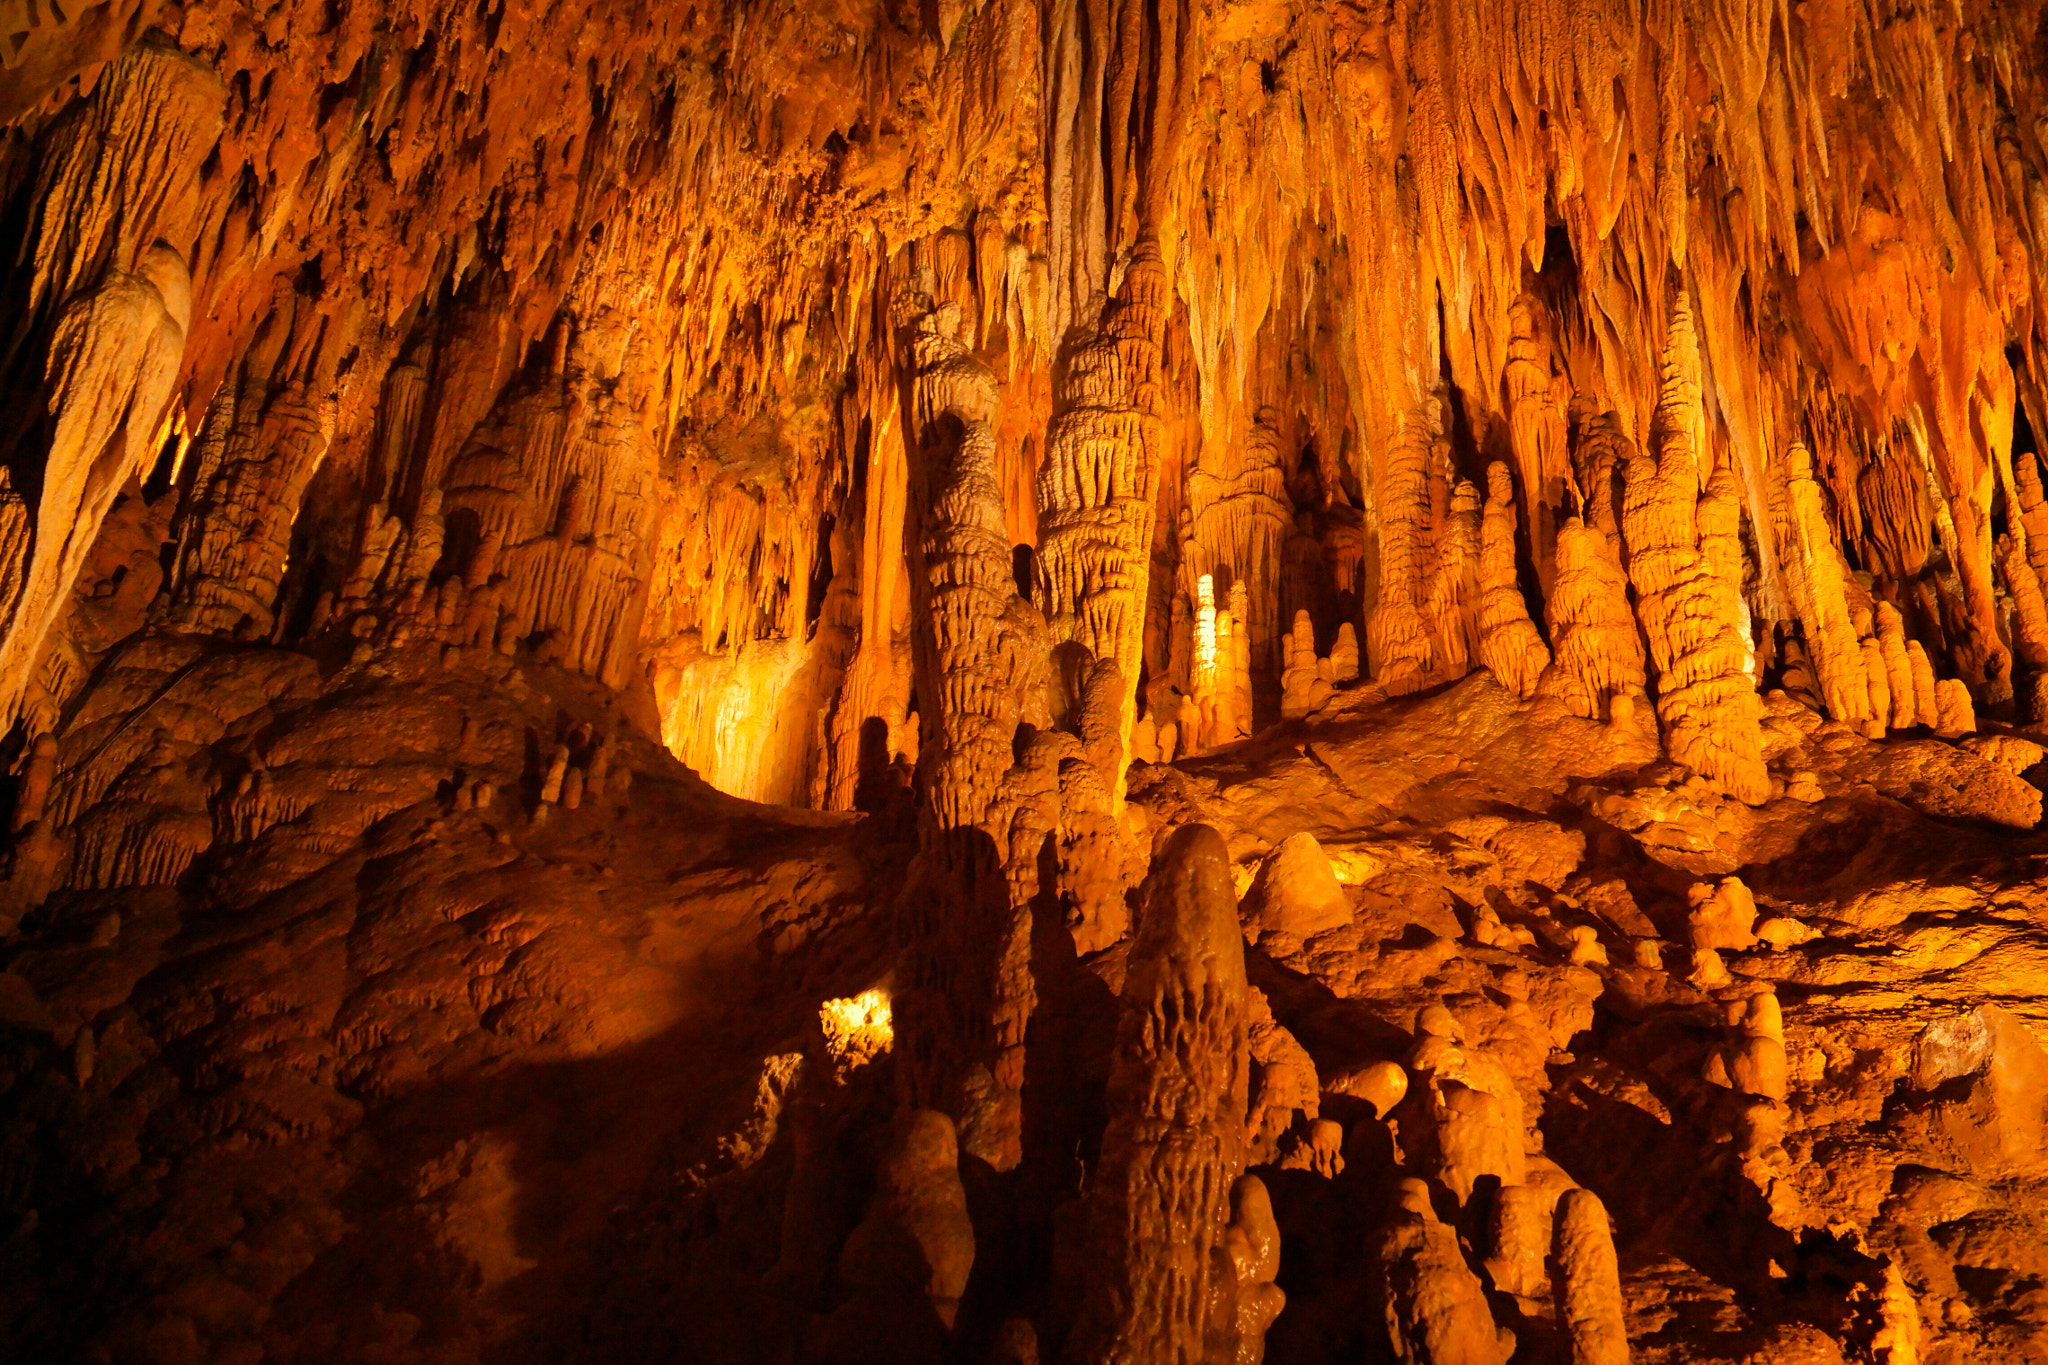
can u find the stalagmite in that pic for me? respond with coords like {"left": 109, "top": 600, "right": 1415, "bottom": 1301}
{"left": 1933, "top": 679, "right": 1976, "bottom": 738}
{"left": 1190, "top": 574, "right": 1226, "bottom": 752}
{"left": 870, "top": 1110, "right": 976, "bottom": 1330}
{"left": 1572, "top": 412, "right": 1631, "bottom": 541}
{"left": 1330, "top": 624, "right": 1360, "bottom": 685}
{"left": 1860, "top": 636, "right": 1892, "bottom": 740}
{"left": 1999, "top": 535, "right": 2048, "bottom": 673}
{"left": 167, "top": 375, "right": 331, "bottom": 638}
{"left": 1223, "top": 1175, "right": 1285, "bottom": 1365}
{"left": 1410, "top": 1004, "right": 1526, "bottom": 1201}
{"left": 1878, "top": 605, "right": 1919, "bottom": 730}
{"left": 1328, "top": 1060, "right": 1408, "bottom": 1119}
{"left": 9, "top": 3, "right": 2048, "bottom": 1361}
{"left": 540, "top": 744, "right": 570, "bottom": 806}
{"left": 1504, "top": 297, "right": 1572, "bottom": 601}
{"left": 1187, "top": 421, "right": 1291, "bottom": 678}
{"left": 1622, "top": 297, "right": 1768, "bottom": 804}
{"left": 1548, "top": 517, "right": 1645, "bottom": 721}
{"left": 1554, "top": 1189, "right": 1630, "bottom": 1365}
{"left": 1727, "top": 991, "right": 1789, "bottom": 1103}
{"left": 1426, "top": 475, "right": 1483, "bottom": 687}
{"left": 1477, "top": 463, "right": 1550, "bottom": 700}
{"left": 1687, "top": 876, "right": 1758, "bottom": 951}
{"left": 1225, "top": 580, "right": 1255, "bottom": 741}
{"left": 1906, "top": 642, "right": 1942, "bottom": 728}
{"left": 1782, "top": 443, "right": 1871, "bottom": 727}
{"left": 1037, "top": 245, "right": 1171, "bottom": 783}
{"left": 1369, "top": 411, "right": 1443, "bottom": 696}
{"left": 1377, "top": 1177, "right": 1515, "bottom": 1365}
{"left": 1483, "top": 1184, "right": 1549, "bottom": 1300}
{"left": 906, "top": 300, "right": 1019, "bottom": 836}
{"left": 1279, "top": 611, "right": 1335, "bottom": 719}
{"left": 1247, "top": 991, "right": 1321, "bottom": 1161}
{"left": 1241, "top": 832, "right": 1350, "bottom": 941}
{"left": 10, "top": 734, "right": 57, "bottom": 833}
{"left": 1063, "top": 824, "right": 1252, "bottom": 1365}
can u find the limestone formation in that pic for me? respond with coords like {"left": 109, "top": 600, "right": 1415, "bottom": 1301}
{"left": 5, "top": 4, "right": 2048, "bottom": 1363}
{"left": 1063, "top": 824, "right": 1252, "bottom": 1365}
{"left": 1548, "top": 516, "right": 1645, "bottom": 722}
{"left": 1369, "top": 410, "right": 1445, "bottom": 697}
{"left": 1477, "top": 462, "right": 1550, "bottom": 700}
{"left": 1, "top": 249, "right": 190, "bottom": 722}
{"left": 1554, "top": 1189, "right": 1630, "bottom": 1365}
{"left": 1222, "top": 1175, "right": 1285, "bottom": 1365}
{"left": 1377, "top": 1177, "right": 1515, "bottom": 1365}
{"left": 1241, "top": 832, "right": 1350, "bottom": 941}
{"left": 1621, "top": 298, "right": 1768, "bottom": 805}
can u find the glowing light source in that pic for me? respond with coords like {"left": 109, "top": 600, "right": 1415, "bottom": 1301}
{"left": 819, "top": 987, "right": 893, "bottom": 1070}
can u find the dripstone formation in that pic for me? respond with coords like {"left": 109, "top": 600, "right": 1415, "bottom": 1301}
{"left": 4, "top": 1, "right": 2048, "bottom": 1362}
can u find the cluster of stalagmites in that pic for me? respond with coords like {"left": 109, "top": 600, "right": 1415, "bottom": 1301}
{"left": 811, "top": 812, "right": 1975, "bottom": 1365}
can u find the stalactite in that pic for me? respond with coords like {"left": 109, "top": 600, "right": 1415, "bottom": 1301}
{"left": 11, "top": 7, "right": 2048, "bottom": 1361}
{"left": 0, "top": 249, "right": 190, "bottom": 723}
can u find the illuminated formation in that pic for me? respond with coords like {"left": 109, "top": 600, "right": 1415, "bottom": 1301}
{"left": 3, "top": 1, "right": 2048, "bottom": 1362}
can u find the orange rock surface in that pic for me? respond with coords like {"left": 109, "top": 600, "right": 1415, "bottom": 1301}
{"left": 4, "top": 2, "right": 2048, "bottom": 1362}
